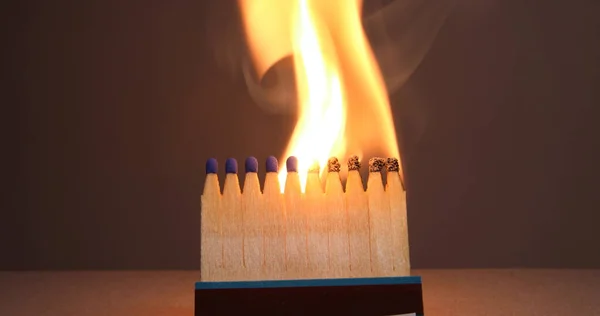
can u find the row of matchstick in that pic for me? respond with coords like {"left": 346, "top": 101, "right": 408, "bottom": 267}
{"left": 200, "top": 155, "right": 410, "bottom": 282}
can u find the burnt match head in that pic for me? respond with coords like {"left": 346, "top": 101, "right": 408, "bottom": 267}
{"left": 286, "top": 156, "right": 298, "bottom": 172}
{"left": 205, "top": 158, "right": 218, "bottom": 174}
{"left": 327, "top": 157, "right": 341, "bottom": 172}
{"left": 386, "top": 158, "right": 400, "bottom": 172}
{"left": 369, "top": 157, "right": 386, "bottom": 172}
{"left": 225, "top": 158, "right": 238, "bottom": 174}
{"left": 347, "top": 155, "right": 361, "bottom": 171}
{"left": 245, "top": 156, "right": 258, "bottom": 173}
{"left": 265, "top": 156, "right": 278, "bottom": 173}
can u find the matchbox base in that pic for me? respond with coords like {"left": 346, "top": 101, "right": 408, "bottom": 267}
{"left": 195, "top": 276, "right": 424, "bottom": 316}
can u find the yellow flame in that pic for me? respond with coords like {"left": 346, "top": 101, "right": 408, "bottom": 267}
{"left": 277, "top": 0, "right": 347, "bottom": 191}
{"left": 239, "top": 0, "right": 402, "bottom": 193}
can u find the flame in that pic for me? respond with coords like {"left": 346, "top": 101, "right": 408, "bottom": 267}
{"left": 239, "top": 0, "right": 401, "bottom": 192}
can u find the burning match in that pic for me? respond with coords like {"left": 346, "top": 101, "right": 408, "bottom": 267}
{"left": 197, "top": 156, "right": 421, "bottom": 315}
{"left": 200, "top": 155, "right": 409, "bottom": 282}
{"left": 197, "top": 0, "right": 423, "bottom": 314}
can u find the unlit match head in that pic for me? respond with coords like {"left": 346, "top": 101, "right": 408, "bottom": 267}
{"left": 266, "top": 156, "right": 279, "bottom": 173}
{"left": 286, "top": 156, "right": 298, "bottom": 172}
{"left": 347, "top": 155, "right": 361, "bottom": 171}
{"left": 386, "top": 158, "right": 400, "bottom": 172}
{"left": 225, "top": 158, "right": 238, "bottom": 174}
{"left": 368, "top": 157, "right": 386, "bottom": 172}
{"left": 245, "top": 156, "right": 258, "bottom": 173}
{"left": 327, "top": 157, "right": 341, "bottom": 173}
{"left": 205, "top": 158, "right": 218, "bottom": 174}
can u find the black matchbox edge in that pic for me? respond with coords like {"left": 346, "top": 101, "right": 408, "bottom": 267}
{"left": 194, "top": 276, "right": 424, "bottom": 316}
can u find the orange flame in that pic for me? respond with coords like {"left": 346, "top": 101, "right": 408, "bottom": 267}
{"left": 239, "top": 0, "right": 401, "bottom": 192}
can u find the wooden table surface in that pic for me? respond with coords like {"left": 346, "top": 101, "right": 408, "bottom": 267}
{"left": 1, "top": 269, "right": 598, "bottom": 316}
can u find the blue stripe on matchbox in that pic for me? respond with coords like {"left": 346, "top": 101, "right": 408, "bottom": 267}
{"left": 195, "top": 276, "right": 421, "bottom": 290}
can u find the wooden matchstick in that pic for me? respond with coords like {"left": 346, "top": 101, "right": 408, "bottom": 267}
{"left": 386, "top": 158, "right": 411, "bottom": 276}
{"left": 200, "top": 158, "right": 222, "bottom": 281}
{"left": 241, "top": 157, "right": 263, "bottom": 280}
{"left": 221, "top": 158, "right": 244, "bottom": 281}
{"left": 325, "top": 157, "right": 350, "bottom": 278}
{"left": 345, "top": 156, "right": 372, "bottom": 278}
{"left": 283, "top": 156, "right": 308, "bottom": 279}
{"left": 262, "top": 157, "right": 286, "bottom": 280}
{"left": 367, "top": 157, "right": 394, "bottom": 276}
{"left": 201, "top": 155, "right": 411, "bottom": 281}
{"left": 305, "top": 162, "right": 329, "bottom": 278}
{"left": 197, "top": 157, "right": 424, "bottom": 316}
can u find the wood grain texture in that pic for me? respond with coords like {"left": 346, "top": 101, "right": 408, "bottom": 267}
{"left": 200, "top": 174, "right": 221, "bottom": 281}
{"left": 241, "top": 172, "right": 263, "bottom": 280}
{"left": 262, "top": 172, "right": 286, "bottom": 280}
{"left": 220, "top": 174, "right": 244, "bottom": 281}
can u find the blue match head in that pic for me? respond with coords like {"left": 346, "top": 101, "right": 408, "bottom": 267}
{"left": 245, "top": 156, "right": 258, "bottom": 173}
{"left": 205, "top": 158, "right": 218, "bottom": 174}
{"left": 225, "top": 158, "right": 238, "bottom": 174}
{"left": 286, "top": 156, "right": 298, "bottom": 172}
{"left": 266, "top": 156, "right": 278, "bottom": 173}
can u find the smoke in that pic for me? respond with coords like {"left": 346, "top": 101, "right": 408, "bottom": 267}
{"left": 364, "top": 0, "right": 456, "bottom": 94}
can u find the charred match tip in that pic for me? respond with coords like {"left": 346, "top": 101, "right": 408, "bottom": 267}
{"left": 265, "top": 156, "right": 278, "bottom": 173}
{"left": 369, "top": 157, "right": 386, "bottom": 172}
{"left": 347, "top": 155, "right": 361, "bottom": 171}
{"left": 205, "top": 158, "right": 218, "bottom": 174}
{"left": 286, "top": 156, "right": 298, "bottom": 172}
{"left": 386, "top": 157, "right": 400, "bottom": 172}
{"left": 225, "top": 158, "right": 238, "bottom": 174}
{"left": 245, "top": 156, "right": 258, "bottom": 173}
{"left": 327, "top": 157, "right": 341, "bottom": 172}
{"left": 308, "top": 161, "right": 320, "bottom": 173}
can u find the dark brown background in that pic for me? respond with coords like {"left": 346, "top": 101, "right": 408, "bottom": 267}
{"left": 3, "top": 0, "right": 599, "bottom": 270}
